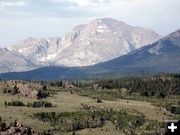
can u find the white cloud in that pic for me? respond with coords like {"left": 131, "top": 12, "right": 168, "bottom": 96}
{"left": 0, "top": 0, "right": 179, "bottom": 46}
{"left": 54, "top": 0, "right": 111, "bottom": 7}
{"left": 64, "top": 0, "right": 89, "bottom": 7}
{"left": 0, "top": 0, "right": 25, "bottom": 8}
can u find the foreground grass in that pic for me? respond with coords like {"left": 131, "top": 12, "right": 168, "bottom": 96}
{"left": 33, "top": 109, "right": 145, "bottom": 134}
{"left": 0, "top": 80, "right": 179, "bottom": 134}
{"left": 51, "top": 87, "right": 180, "bottom": 115}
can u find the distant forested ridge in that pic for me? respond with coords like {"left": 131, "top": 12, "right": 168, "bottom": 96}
{"left": 69, "top": 74, "right": 180, "bottom": 96}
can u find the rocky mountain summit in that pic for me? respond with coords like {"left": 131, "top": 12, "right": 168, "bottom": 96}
{"left": 0, "top": 30, "right": 179, "bottom": 80}
{"left": 7, "top": 18, "right": 161, "bottom": 68}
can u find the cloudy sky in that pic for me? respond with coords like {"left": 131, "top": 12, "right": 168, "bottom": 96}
{"left": 0, "top": 0, "right": 180, "bottom": 47}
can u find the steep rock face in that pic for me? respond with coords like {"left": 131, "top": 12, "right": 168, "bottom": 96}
{"left": 56, "top": 18, "right": 161, "bottom": 66}
{"left": 8, "top": 18, "right": 161, "bottom": 67}
{"left": 1, "top": 30, "right": 179, "bottom": 80}
{"left": 0, "top": 48, "right": 37, "bottom": 73}
{"left": 8, "top": 37, "right": 62, "bottom": 65}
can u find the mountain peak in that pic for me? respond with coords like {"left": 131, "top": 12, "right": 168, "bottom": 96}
{"left": 95, "top": 17, "right": 125, "bottom": 24}
{"left": 165, "top": 29, "right": 180, "bottom": 47}
{"left": 168, "top": 29, "right": 180, "bottom": 37}
{"left": 6, "top": 17, "right": 161, "bottom": 69}
{"left": 90, "top": 17, "right": 128, "bottom": 30}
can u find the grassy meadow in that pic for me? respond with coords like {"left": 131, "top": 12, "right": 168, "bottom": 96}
{"left": 0, "top": 74, "right": 179, "bottom": 134}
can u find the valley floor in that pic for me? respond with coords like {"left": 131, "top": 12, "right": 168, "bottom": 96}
{"left": 0, "top": 92, "right": 172, "bottom": 134}
{"left": 0, "top": 77, "right": 179, "bottom": 135}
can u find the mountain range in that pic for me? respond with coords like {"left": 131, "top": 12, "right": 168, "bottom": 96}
{"left": 90, "top": 29, "right": 180, "bottom": 74}
{"left": 0, "top": 29, "right": 179, "bottom": 80}
{"left": 0, "top": 48, "right": 38, "bottom": 73}
{"left": 0, "top": 18, "right": 161, "bottom": 73}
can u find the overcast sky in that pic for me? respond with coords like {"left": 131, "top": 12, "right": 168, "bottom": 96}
{"left": 0, "top": 0, "right": 180, "bottom": 47}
